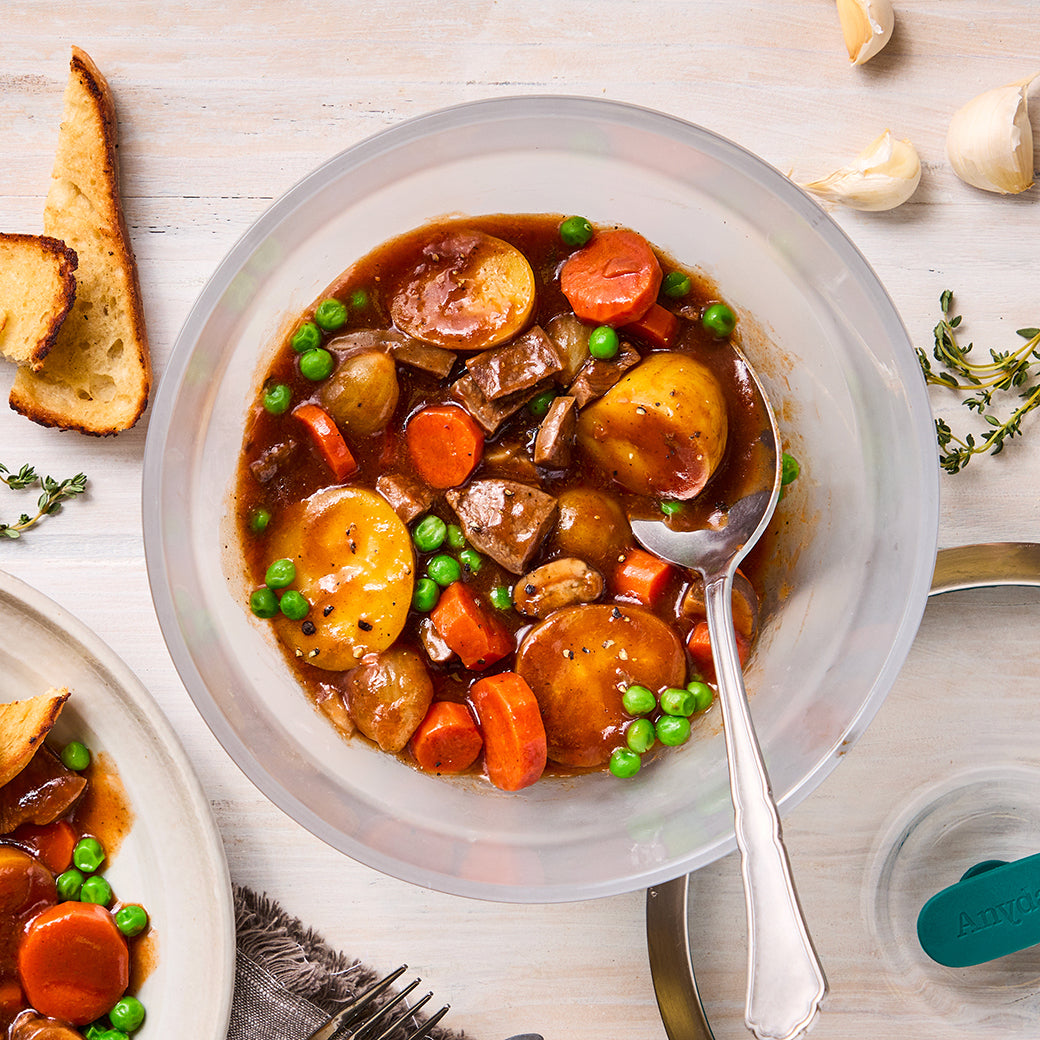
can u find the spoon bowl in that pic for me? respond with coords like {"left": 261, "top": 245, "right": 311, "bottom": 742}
{"left": 630, "top": 345, "right": 827, "bottom": 1040}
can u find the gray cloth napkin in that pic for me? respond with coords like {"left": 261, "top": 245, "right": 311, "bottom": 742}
{"left": 229, "top": 885, "right": 465, "bottom": 1040}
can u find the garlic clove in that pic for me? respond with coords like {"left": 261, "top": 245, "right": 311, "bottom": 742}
{"left": 946, "top": 74, "right": 1038, "bottom": 194}
{"left": 798, "top": 130, "right": 922, "bottom": 211}
{"left": 836, "top": 0, "right": 895, "bottom": 66}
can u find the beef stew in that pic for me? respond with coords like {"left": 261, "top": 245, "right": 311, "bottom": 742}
{"left": 235, "top": 214, "right": 775, "bottom": 790}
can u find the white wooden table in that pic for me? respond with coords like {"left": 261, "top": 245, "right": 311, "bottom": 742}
{"left": 3, "top": 3, "right": 1039, "bottom": 1037}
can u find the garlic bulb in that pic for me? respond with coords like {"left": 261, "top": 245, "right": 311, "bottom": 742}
{"left": 799, "top": 131, "right": 921, "bottom": 211}
{"left": 836, "top": 0, "right": 895, "bottom": 66}
{"left": 946, "top": 75, "right": 1038, "bottom": 194}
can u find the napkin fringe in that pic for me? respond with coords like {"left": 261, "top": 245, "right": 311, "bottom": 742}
{"left": 234, "top": 884, "right": 379, "bottom": 1006}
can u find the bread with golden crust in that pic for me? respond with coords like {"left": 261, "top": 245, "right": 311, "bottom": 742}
{"left": 10, "top": 46, "right": 151, "bottom": 435}
{"left": 0, "top": 233, "right": 77, "bottom": 370}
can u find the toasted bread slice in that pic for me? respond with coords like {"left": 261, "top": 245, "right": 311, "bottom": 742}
{"left": 0, "top": 688, "right": 70, "bottom": 788}
{"left": 0, "top": 233, "right": 78, "bottom": 370}
{"left": 10, "top": 47, "right": 151, "bottom": 435}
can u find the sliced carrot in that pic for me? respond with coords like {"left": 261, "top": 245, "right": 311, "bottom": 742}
{"left": 560, "top": 228, "right": 662, "bottom": 326}
{"left": 687, "top": 620, "right": 750, "bottom": 684}
{"left": 405, "top": 405, "right": 484, "bottom": 489}
{"left": 430, "top": 581, "right": 513, "bottom": 670}
{"left": 18, "top": 902, "right": 130, "bottom": 1026}
{"left": 469, "top": 671, "right": 547, "bottom": 791}
{"left": 8, "top": 820, "right": 77, "bottom": 874}
{"left": 410, "top": 701, "right": 484, "bottom": 774}
{"left": 614, "top": 547, "right": 674, "bottom": 607}
{"left": 293, "top": 402, "right": 358, "bottom": 482}
{"left": 622, "top": 302, "right": 680, "bottom": 349}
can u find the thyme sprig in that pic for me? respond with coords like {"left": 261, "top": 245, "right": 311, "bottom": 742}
{"left": 915, "top": 290, "right": 1040, "bottom": 474}
{"left": 0, "top": 463, "right": 89, "bottom": 538}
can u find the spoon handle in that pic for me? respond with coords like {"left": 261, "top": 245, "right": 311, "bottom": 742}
{"left": 704, "top": 575, "right": 827, "bottom": 1040}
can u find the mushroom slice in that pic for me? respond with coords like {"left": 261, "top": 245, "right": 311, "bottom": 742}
{"left": 513, "top": 558, "right": 604, "bottom": 619}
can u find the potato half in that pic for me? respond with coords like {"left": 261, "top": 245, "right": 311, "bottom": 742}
{"left": 516, "top": 603, "right": 686, "bottom": 767}
{"left": 268, "top": 487, "right": 415, "bottom": 671}
{"left": 390, "top": 230, "right": 535, "bottom": 351}
{"left": 576, "top": 351, "right": 728, "bottom": 500}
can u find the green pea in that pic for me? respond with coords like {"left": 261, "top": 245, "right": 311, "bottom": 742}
{"left": 687, "top": 680, "right": 714, "bottom": 713}
{"left": 79, "top": 875, "right": 113, "bottom": 906}
{"left": 299, "top": 347, "right": 334, "bottom": 381}
{"left": 250, "top": 588, "right": 278, "bottom": 618}
{"left": 459, "top": 548, "right": 482, "bottom": 574}
{"left": 60, "top": 740, "right": 91, "bottom": 772}
{"left": 656, "top": 715, "right": 692, "bottom": 747}
{"left": 702, "top": 302, "right": 736, "bottom": 338}
{"left": 622, "top": 684, "right": 657, "bottom": 715}
{"left": 446, "top": 524, "right": 466, "bottom": 549}
{"left": 609, "top": 747, "right": 642, "bottom": 778}
{"left": 279, "top": 590, "right": 310, "bottom": 620}
{"left": 413, "top": 514, "right": 447, "bottom": 552}
{"left": 291, "top": 321, "right": 322, "bottom": 354}
{"left": 72, "top": 836, "right": 105, "bottom": 873}
{"left": 660, "top": 686, "right": 696, "bottom": 717}
{"left": 427, "top": 554, "right": 461, "bottom": 587}
{"left": 660, "top": 501, "right": 682, "bottom": 517}
{"left": 412, "top": 577, "right": 440, "bottom": 612}
{"left": 781, "top": 452, "right": 801, "bottom": 486}
{"left": 559, "top": 216, "right": 593, "bottom": 247}
{"left": 265, "top": 558, "right": 296, "bottom": 589}
{"left": 588, "top": 325, "right": 620, "bottom": 360}
{"left": 248, "top": 507, "right": 271, "bottom": 534}
{"left": 109, "top": 996, "right": 146, "bottom": 1033}
{"left": 262, "top": 382, "right": 292, "bottom": 415}
{"left": 349, "top": 287, "right": 369, "bottom": 310}
{"left": 528, "top": 389, "right": 557, "bottom": 417}
{"left": 489, "top": 585, "right": 513, "bottom": 610}
{"left": 314, "top": 298, "right": 348, "bottom": 331}
{"left": 85, "top": 1027, "right": 127, "bottom": 1040}
{"left": 662, "top": 271, "right": 692, "bottom": 299}
{"left": 56, "top": 868, "right": 85, "bottom": 901}
{"left": 114, "top": 904, "right": 149, "bottom": 938}
{"left": 626, "top": 718, "right": 656, "bottom": 754}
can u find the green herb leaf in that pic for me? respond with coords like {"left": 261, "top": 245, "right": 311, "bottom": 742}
{"left": 917, "top": 292, "right": 1040, "bottom": 474}
{"left": 0, "top": 464, "right": 89, "bottom": 537}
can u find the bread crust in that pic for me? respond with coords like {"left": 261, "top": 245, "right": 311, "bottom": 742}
{"left": 0, "top": 232, "right": 78, "bottom": 369}
{"left": 9, "top": 46, "right": 152, "bottom": 435}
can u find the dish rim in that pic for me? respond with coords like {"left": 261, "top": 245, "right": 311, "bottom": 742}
{"left": 143, "top": 94, "right": 940, "bottom": 902}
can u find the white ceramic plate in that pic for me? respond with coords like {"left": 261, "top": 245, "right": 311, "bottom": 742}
{"left": 0, "top": 568, "right": 234, "bottom": 1038}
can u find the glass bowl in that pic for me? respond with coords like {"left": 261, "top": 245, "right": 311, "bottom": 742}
{"left": 143, "top": 96, "right": 939, "bottom": 902}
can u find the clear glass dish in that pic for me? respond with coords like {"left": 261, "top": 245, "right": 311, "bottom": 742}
{"left": 142, "top": 95, "right": 939, "bottom": 902}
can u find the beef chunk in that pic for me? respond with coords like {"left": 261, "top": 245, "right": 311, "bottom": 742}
{"left": 390, "top": 336, "right": 458, "bottom": 379}
{"left": 328, "top": 328, "right": 458, "bottom": 378}
{"left": 533, "top": 395, "right": 577, "bottom": 467}
{"left": 464, "top": 325, "right": 563, "bottom": 401}
{"left": 446, "top": 479, "right": 558, "bottom": 574}
{"left": 376, "top": 472, "right": 436, "bottom": 523}
{"left": 0, "top": 745, "right": 86, "bottom": 834}
{"left": 449, "top": 373, "right": 548, "bottom": 434}
{"left": 568, "top": 343, "right": 641, "bottom": 407}
{"left": 249, "top": 439, "right": 296, "bottom": 484}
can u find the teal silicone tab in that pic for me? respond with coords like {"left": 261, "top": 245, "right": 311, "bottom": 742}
{"left": 918, "top": 852, "right": 1040, "bottom": 967}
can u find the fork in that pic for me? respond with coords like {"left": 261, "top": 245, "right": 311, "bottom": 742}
{"left": 307, "top": 965, "right": 450, "bottom": 1040}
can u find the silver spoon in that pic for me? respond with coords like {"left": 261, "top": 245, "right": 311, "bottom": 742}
{"left": 629, "top": 344, "right": 826, "bottom": 1040}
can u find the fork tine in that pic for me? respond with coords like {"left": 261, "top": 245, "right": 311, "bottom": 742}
{"left": 401, "top": 1003, "right": 451, "bottom": 1040}
{"left": 306, "top": 966, "right": 409, "bottom": 1040}
{"left": 360, "top": 991, "right": 432, "bottom": 1040}
{"left": 352, "top": 980, "right": 422, "bottom": 1039}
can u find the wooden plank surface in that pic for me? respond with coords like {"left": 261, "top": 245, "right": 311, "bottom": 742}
{"left": 3, "top": 2, "right": 1039, "bottom": 1037}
